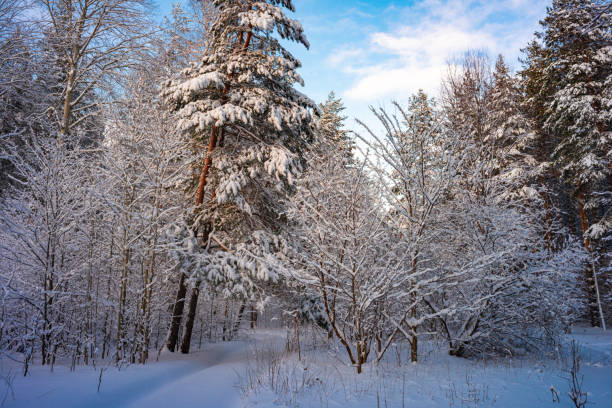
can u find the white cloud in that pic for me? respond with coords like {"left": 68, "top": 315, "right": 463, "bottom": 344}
{"left": 331, "top": 0, "right": 549, "bottom": 102}
{"left": 326, "top": 48, "right": 366, "bottom": 67}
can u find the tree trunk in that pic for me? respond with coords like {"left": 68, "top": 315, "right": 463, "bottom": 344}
{"left": 180, "top": 282, "right": 201, "bottom": 354}
{"left": 577, "top": 187, "right": 604, "bottom": 327}
{"left": 449, "top": 342, "right": 465, "bottom": 357}
{"left": 59, "top": 69, "right": 75, "bottom": 144}
{"left": 409, "top": 254, "right": 418, "bottom": 363}
{"left": 166, "top": 272, "right": 187, "bottom": 352}
{"left": 115, "top": 242, "right": 130, "bottom": 363}
{"left": 167, "top": 12, "right": 256, "bottom": 352}
{"left": 250, "top": 303, "right": 257, "bottom": 329}
{"left": 410, "top": 334, "right": 418, "bottom": 363}
{"left": 222, "top": 300, "right": 230, "bottom": 341}
{"left": 231, "top": 301, "right": 247, "bottom": 340}
{"left": 173, "top": 125, "right": 218, "bottom": 352}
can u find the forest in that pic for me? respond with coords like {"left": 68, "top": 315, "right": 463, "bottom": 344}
{"left": 0, "top": 0, "right": 610, "bottom": 407}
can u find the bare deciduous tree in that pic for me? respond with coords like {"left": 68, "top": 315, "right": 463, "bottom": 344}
{"left": 38, "top": 0, "right": 152, "bottom": 142}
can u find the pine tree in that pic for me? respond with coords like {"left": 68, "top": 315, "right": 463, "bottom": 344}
{"left": 488, "top": 54, "right": 569, "bottom": 256}
{"left": 318, "top": 91, "right": 353, "bottom": 163}
{"left": 539, "top": 0, "right": 611, "bottom": 191}
{"left": 392, "top": 90, "right": 442, "bottom": 201}
{"left": 162, "top": 0, "right": 316, "bottom": 352}
{"left": 489, "top": 55, "right": 522, "bottom": 148}
{"left": 521, "top": 0, "right": 611, "bottom": 327}
{"left": 401, "top": 89, "right": 441, "bottom": 159}
{"left": 488, "top": 55, "right": 541, "bottom": 202}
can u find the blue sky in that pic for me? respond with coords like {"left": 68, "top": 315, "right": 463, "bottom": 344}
{"left": 155, "top": 0, "right": 551, "bottom": 127}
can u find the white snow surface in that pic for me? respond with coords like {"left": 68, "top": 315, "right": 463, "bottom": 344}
{"left": 240, "top": 328, "right": 612, "bottom": 408}
{"left": 2, "top": 328, "right": 612, "bottom": 408}
{"left": 2, "top": 340, "right": 251, "bottom": 408}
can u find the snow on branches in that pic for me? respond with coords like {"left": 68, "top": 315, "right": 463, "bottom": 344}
{"left": 161, "top": 0, "right": 316, "bottom": 223}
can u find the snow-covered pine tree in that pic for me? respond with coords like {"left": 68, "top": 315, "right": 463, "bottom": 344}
{"left": 162, "top": 0, "right": 316, "bottom": 353}
{"left": 488, "top": 55, "right": 542, "bottom": 203}
{"left": 541, "top": 0, "right": 610, "bottom": 191}
{"left": 488, "top": 54, "right": 573, "bottom": 254}
{"left": 521, "top": 0, "right": 611, "bottom": 327}
{"left": 489, "top": 55, "right": 524, "bottom": 153}
{"left": 397, "top": 90, "right": 443, "bottom": 174}
{"left": 318, "top": 91, "right": 353, "bottom": 163}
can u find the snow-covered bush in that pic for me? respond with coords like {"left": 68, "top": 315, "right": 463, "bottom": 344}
{"left": 0, "top": 137, "right": 94, "bottom": 366}
{"left": 284, "top": 138, "right": 434, "bottom": 373}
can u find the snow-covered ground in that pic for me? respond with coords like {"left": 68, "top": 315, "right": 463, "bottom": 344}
{"left": 1, "top": 328, "right": 611, "bottom": 408}
{"left": 1, "top": 340, "right": 251, "bottom": 408}
{"left": 239, "top": 327, "right": 612, "bottom": 408}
